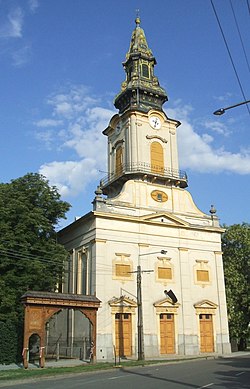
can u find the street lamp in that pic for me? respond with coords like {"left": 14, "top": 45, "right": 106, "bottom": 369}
{"left": 164, "top": 289, "right": 178, "bottom": 304}
{"left": 213, "top": 99, "right": 250, "bottom": 116}
{"left": 136, "top": 249, "right": 167, "bottom": 360}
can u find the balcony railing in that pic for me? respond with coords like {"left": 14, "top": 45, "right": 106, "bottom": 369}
{"left": 100, "top": 162, "right": 187, "bottom": 188}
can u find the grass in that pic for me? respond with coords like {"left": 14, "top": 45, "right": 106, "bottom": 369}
{"left": 0, "top": 355, "right": 214, "bottom": 382}
{"left": 0, "top": 363, "right": 112, "bottom": 381}
{"left": 0, "top": 359, "right": 167, "bottom": 382}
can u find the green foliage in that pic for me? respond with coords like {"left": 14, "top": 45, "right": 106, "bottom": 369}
{"left": 0, "top": 173, "right": 71, "bottom": 362}
{"left": 222, "top": 223, "right": 250, "bottom": 349}
{"left": 0, "top": 321, "right": 18, "bottom": 364}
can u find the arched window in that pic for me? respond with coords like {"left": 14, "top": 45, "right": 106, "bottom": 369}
{"left": 116, "top": 146, "right": 123, "bottom": 176}
{"left": 151, "top": 142, "right": 164, "bottom": 173}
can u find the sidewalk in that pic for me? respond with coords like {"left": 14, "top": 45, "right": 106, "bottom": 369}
{"left": 0, "top": 358, "right": 87, "bottom": 371}
{"left": 1, "top": 351, "right": 250, "bottom": 371}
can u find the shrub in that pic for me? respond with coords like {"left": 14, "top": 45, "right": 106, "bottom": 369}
{"left": 0, "top": 321, "right": 18, "bottom": 364}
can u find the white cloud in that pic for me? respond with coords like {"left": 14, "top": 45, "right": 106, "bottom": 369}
{"left": 28, "top": 0, "right": 39, "bottom": 13}
{"left": 38, "top": 85, "right": 115, "bottom": 196}
{"left": 40, "top": 159, "right": 100, "bottom": 197}
{"left": 35, "top": 130, "right": 55, "bottom": 150}
{"left": 168, "top": 106, "right": 250, "bottom": 174}
{"left": 203, "top": 120, "right": 230, "bottom": 136}
{"left": 35, "top": 119, "right": 63, "bottom": 127}
{"left": 213, "top": 92, "right": 233, "bottom": 102}
{"left": 37, "top": 88, "right": 250, "bottom": 199}
{"left": 201, "top": 134, "right": 213, "bottom": 144}
{"left": 11, "top": 45, "right": 31, "bottom": 67}
{"left": 47, "top": 86, "right": 99, "bottom": 119}
{"left": 0, "top": 8, "right": 24, "bottom": 38}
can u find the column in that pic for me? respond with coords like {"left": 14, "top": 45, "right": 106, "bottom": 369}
{"left": 214, "top": 251, "right": 231, "bottom": 354}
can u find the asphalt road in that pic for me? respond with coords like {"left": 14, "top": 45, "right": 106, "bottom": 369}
{"left": 1, "top": 356, "right": 250, "bottom": 389}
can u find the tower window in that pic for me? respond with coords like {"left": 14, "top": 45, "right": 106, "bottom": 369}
{"left": 151, "top": 142, "right": 164, "bottom": 173}
{"left": 141, "top": 64, "right": 149, "bottom": 78}
{"left": 115, "top": 146, "right": 123, "bottom": 176}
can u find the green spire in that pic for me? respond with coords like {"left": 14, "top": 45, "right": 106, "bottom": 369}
{"left": 114, "top": 18, "right": 168, "bottom": 114}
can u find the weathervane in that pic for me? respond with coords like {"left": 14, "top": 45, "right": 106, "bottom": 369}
{"left": 135, "top": 9, "right": 140, "bottom": 26}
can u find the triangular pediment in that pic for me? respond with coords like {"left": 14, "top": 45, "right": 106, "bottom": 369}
{"left": 142, "top": 212, "right": 190, "bottom": 227}
{"left": 154, "top": 297, "right": 180, "bottom": 308}
{"left": 108, "top": 295, "right": 137, "bottom": 308}
{"left": 194, "top": 300, "right": 218, "bottom": 309}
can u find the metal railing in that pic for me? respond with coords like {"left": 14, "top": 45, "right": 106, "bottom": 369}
{"left": 100, "top": 162, "right": 187, "bottom": 188}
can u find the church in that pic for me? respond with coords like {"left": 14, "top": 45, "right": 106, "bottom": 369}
{"left": 58, "top": 17, "right": 231, "bottom": 361}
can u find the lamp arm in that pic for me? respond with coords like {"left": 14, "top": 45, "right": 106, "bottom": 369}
{"left": 213, "top": 99, "right": 250, "bottom": 115}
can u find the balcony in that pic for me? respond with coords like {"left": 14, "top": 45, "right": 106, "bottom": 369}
{"left": 100, "top": 162, "right": 188, "bottom": 191}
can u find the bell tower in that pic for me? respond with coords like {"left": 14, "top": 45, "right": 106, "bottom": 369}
{"left": 101, "top": 17, "right": 187, "bottom": 197}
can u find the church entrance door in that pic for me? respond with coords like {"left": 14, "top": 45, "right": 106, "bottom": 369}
{"left": 160, "top": 313, "right": 175, "bottom": 354}
{"left": 199, "top": 314, "right": 214, "bottom": 353}
{"left": 115, "top": 313, "right": 132, "bottom": 357}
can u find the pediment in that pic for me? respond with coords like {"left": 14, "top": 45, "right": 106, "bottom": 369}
{"left": 194, "top": 300, "right": 218, "bottom": 309}
{"left": 142, "top": 212, "right": 190, "bottom": 227}
{"left": 154, "top": 297, "right": 180, "bottom": 308}
{"left": 108, "top": 295, "right": 137, "bottom": 308}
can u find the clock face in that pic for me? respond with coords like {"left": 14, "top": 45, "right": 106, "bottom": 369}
{"left": 149, "top": 116, "right": 161, "bottom": 129}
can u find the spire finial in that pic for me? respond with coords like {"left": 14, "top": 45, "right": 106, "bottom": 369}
{"left": 135, "top": 9, "right": 140, "bottom": 27}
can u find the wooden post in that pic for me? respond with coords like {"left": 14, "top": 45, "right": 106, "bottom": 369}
{"left": 39, "top": 346, "right": 45, "bottom": 368}
{"left": 22, "top": 347, "right": 29, "bottom": 369}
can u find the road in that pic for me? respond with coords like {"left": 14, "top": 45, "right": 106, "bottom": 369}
{"left": 1, "top": 355, "right": 250, "bottom": 389}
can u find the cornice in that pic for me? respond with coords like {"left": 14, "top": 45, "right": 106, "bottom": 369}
{"left": 93, "top": 210, "right": 224, "bottom": 233}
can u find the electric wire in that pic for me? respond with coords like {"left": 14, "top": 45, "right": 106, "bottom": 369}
{"left": 0, "top": 248, "right": 64, "bottom": 267}
{"left": 0, "top": 247, "right": 60, "bottom": 262}
{"left": 247, "top": 0, "right": 250, "bottom": 15}
{"left": 0, "top": 249, "right": 113, "bottom": 275}
{"left": 210, "top": 0, "right": 250, "bottom": 116}
{"left": 1, "top": 240, "right": 60, "bottom": 257}
{"left": 230, "top": 0, "right": 250, "bottom": 73}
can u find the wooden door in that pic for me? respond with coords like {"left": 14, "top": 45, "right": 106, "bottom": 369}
{"left": 160, "top": 313, "right": 175, "bottom": 354}
{"left": 199, "top": 314, "right": 214, "bottom": 353}
{"left": 151, "top": 142, "right": 164, "bottom": 173}
{"left": 115, "top": 313, "right": 132, "bottom": 357}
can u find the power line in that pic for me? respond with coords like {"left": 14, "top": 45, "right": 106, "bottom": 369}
{"left": 1, "top": 240, "right": 65, "bottom": 259}
{"left": 0, "top": 248, "right": 64, "bottom": 267}
{"left": 210, "top": 0, "right": 250, "bottom": 117}
{"left": 0, "top": 248, "right": 113, "bottom": 275}
{"left": 247, "top": 0, "right": 250, "bottom": 15}
{"left": 230, "top": 0, "right": 250, "bottom": 73}
{"left": 2, "top": 239, "right": 58, "bottom": 250}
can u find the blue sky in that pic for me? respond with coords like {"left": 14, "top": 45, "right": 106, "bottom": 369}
{"left": 0, "top": 0, "right": 249, "bottom": 229}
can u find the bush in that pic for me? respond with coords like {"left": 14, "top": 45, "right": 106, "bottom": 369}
{"left": 0, "top": 321, "right": 18, "bottom": 364}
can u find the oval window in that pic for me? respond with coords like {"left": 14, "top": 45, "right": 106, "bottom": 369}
{"left": 151, "top": 190, "right": 168, "bottom": 202}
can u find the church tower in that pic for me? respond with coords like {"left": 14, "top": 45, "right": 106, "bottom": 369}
{"left": 101, "top": 16, "right": 187, "bottom": 199}
{"left": 59, "top": 17, "right": 231, "bottom": 361}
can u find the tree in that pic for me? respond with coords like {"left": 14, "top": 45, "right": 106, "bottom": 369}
{"left": 0, "top": 173, "right": 71, "bottom": 362}
{"left": 222, "top": 223, "right": 250, "bottom": 350}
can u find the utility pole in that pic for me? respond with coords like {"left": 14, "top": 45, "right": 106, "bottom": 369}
{"left": 134, "top": 250, "right": 167, "bottom": 361}
{"left": 137, "top": 265, "right": 144, "bottom": 361}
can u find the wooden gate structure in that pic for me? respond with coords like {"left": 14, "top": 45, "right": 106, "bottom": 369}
{"left": 21, "top": 291, "right": 101, "bottom": 368}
